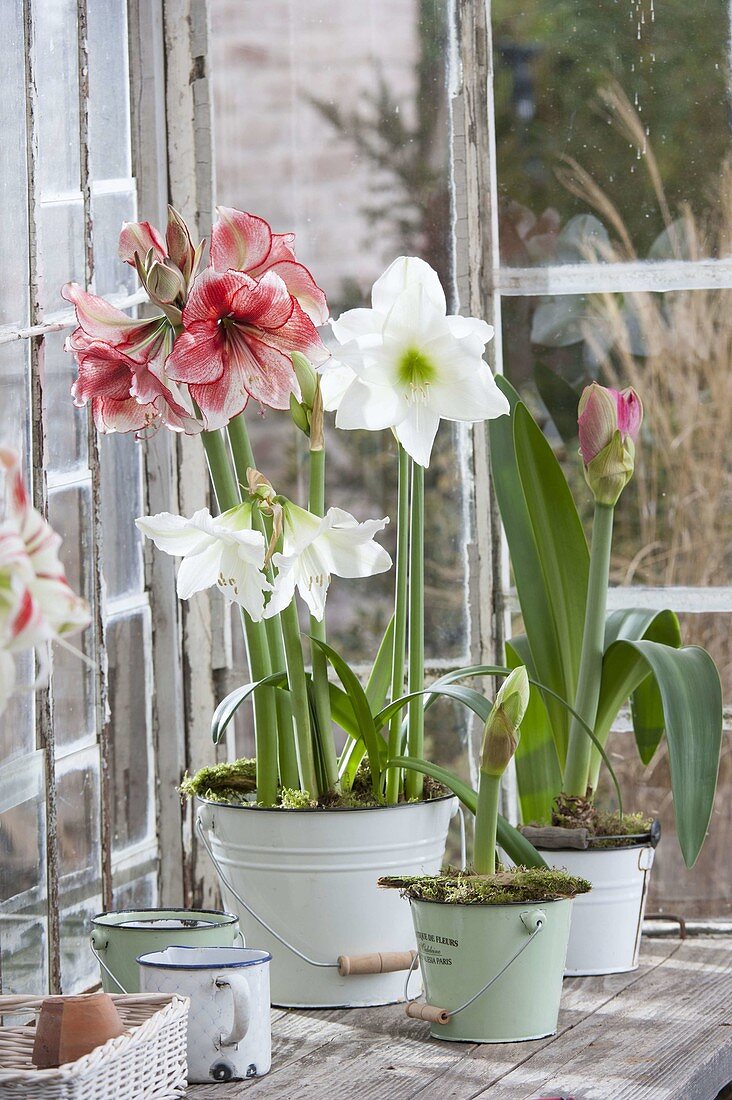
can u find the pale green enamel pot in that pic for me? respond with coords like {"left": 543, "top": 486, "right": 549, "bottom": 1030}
{"left": 90, "top": 908, "right": 241, "bottom": 994}
{"left": 409, "top": 896, "right": 573, "bottom": 1043}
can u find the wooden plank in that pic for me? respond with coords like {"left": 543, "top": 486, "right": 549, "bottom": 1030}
{"left": 187, "top": 942, "right": 691, "bottom": 1099}
{"left": 470, "top": 940, "right": 732, "bottom": 1100}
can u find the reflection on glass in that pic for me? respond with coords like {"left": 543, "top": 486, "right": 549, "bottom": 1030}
{"left": 33, "top": 0, "right": 81, "bottom": 198}
{"left": 56, "top": 746, "right": 102, "bottom": 991}
{"left": 0, "top": 2, "right": 28, "bottom": 326}
{"left": 0, "top": 767, "right": 49, "bottom": 995}
{"left": 0, "top": 344, "right": 30, "bottom": 471}
{"left": 493, "top": 1, "right": 731, "bottom": 264}
{"left": 0, "top": 650, "right": 35, "bottom": 764}
{"left": 112, "top": 872, "right": 157, "bottom": 912}
{"left": 107, "top": 612, "right": 154, "bottom": 851}
{"left": 100, "top": 433, "right": 144, "bottom": 599}
{"left": 42, "top": 333, "right": 89, "bottom": 473}
{"left": 502, "top": 289, "right": 732, "bottom": 595}
{"left": 87, "top": 0, "right": 132, "bottom": 182}
{"left": 210, "top": 0, "right": 468, "bottom": 663}
{"left": 48, "top": 484, "right": 95, "bottom": 749}
{"left": 91, "top": 189, "right": 137, "bottom": 298}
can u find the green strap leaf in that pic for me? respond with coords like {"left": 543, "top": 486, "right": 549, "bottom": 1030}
{"left": 593, "top": 610, "right": 682, "bottom": 781}
{"left": 507, "top": 639, "right": 562, "bottom": 825}
{"left": 375, "top": 683, "right": 496, "bottom": 731}
{"left": 211, "top": 672, "right": 289, "bottom": 744}
{"left": 489, "top": 378, "right": 589, "bottom": 763}
{"left": 384, "top": 757, "right": 547, "bottom": 869}
{"left": 512, "top": 400, "right": 589, "bottom": 760}
{"left": 365, "top": 616, "right": 395, "bottom": 710}
{"left": 603, "top": 641, "right": 722, "bottom": 867}
{"left": 309, "top": 637, "right": 384, "bottom": 797}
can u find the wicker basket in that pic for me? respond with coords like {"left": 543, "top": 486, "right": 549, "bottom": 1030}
{"left": 0, "top": 993, "right": 189, "bottom": 1099}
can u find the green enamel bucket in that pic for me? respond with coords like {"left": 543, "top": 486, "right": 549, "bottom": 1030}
{"left": 407, "top": 897, "right": 573, "bottom": 1043}
{"left": 90, "top": 908, "right": 242, "bottom": 994}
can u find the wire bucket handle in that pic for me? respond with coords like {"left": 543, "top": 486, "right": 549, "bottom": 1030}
{"left": 196, "top": 809, "right": 416, "bottom": 977}
{"left": 404, "top": 909, "right": 546, "bottom": 1025}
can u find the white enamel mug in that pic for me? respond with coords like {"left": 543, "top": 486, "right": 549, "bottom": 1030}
{"left": 138, "top": 945, "right": 272, "bottom": 1083}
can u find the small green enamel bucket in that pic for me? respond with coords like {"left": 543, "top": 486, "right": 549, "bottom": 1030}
{"left": 406, "top": 897, "right": 572, "bottom": 1043}
{"left": 90, "top": 908, "right": 242, "bottom": 994}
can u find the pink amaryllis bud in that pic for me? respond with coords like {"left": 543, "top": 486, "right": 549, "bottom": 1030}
{"left": 118, "top": 221, "right": 167, "bottom": 267}
{"left": 577, "top": 383, "right": 643, "bottom": 506}
{"left": 578, "top": 383, "right": 642, "bottom": 464}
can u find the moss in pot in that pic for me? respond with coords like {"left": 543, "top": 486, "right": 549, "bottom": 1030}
{"left": 381, "top": 668, "right": 590, "bottom": 1044}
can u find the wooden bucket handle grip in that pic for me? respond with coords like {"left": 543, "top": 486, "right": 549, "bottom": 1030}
{"left": 405, "top": 1002, "right": 450, "bottom": 1025}
{"left": 337, "top": 950, "right": 417, "bottom": 976}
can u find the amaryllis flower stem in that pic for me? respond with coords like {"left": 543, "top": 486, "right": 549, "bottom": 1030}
{"left": 201, "top": 427, "right": 279, "bottom": 806}
{"left": 474, "top": 771, "right": 501, "bottom": 875}
{"left": 563, "top": 502, "right": 615, "bottom": 797}
{"left": 405, "top": 460, "right": 425, "bottom": 800}
{"left": 308, "top": 443, "right": 340, "bottom": 793}
{"left": 227, "top": 416, "right": 299, "bottom": 789}
{"left": 386, "top": 445, "right": 410, "bottom": 804}
{"left": 280, "top": 599, "right": 320, "bottom": 796}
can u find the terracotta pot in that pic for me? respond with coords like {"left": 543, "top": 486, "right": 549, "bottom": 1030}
{"left": 32, "top": 992, "right": 125, "bottom": 1068}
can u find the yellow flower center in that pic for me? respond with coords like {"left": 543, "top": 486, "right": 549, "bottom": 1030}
{"left": 397, "top": 347, "right": 436, "bottom": 398}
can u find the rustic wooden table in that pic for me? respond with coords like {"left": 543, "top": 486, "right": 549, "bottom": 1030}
{"left": 189, "top": 937, "right": 732, "bottom": 1099}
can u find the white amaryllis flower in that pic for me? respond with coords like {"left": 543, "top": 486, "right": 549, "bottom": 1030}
{"left": 136, "top": 504, "right": 271, "bottom": 620}
{"left": 266, "top": 503, "right": 392, "bottom": 621}
{"left": 0, "top": 449, "right": 90, "bottom": 717}
{"left": 319, "top": 256, "right": 510, "bottom": 467}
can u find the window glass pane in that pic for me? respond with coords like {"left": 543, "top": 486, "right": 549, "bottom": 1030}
{"left": 56, "top": 745, "right": 102, "bottom": 992}
{"left": 42, "top": 332, "right": 89, "bottom": 474}
{"left": 502, "top": 290, "right": 732, "bottom": 593}
{"left": 112, "top": 871, "right": 157, "bottom": 911}
{"left": 0, "top": 343, "right": 31, "bottom": 477}
{"left": 0, "top": 651, "right": 35, "bottom": 765}
{"left": 39, "top": 199, "right": 85, "bottom": 314}
{"left": 91, "top": 189, "right": 137, "bottom": 298}
{"left": 107, "top": 611, "right": 154, "bottom": 851}
{"left": 100, "top": 434, "right": 145, "bottom": 598}
{"left": 33, "top": 0, "right": 80, "bottom": 198}
{"left": 87, "top": 0, "right": 132, "bottom": 181}
{"left": 493, "top": 1, "right": 731, "bottom": 265}
{"left": 0, "top": 754, "right": 49, "bottom": 995}
{"left": 210, "top": 0, "right": 467, "bottom": 662}
{"left": 48, "top": 483, "right": 96, "bottom": 751}
{"left": 0, "top": 2, "right": 28, "bottom": 325}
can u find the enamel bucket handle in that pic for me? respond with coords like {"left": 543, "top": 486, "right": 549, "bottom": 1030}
{"left": 215, "top": 971, "right": 251, "bottom": 1046}
{"left": 90, "top": 928, "right": 128, "bottom": 994}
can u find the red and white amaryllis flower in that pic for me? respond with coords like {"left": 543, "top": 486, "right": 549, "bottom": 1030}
{"left": 0, "top": 450, "right": 90, "bottom": 716}
{"left": 211, "top": 206, "right": 328, "bottom": 326}
{"left": 62, "top": 283, "right": 198, "bottom": 435}
{"left": 166, "top": 268, "right": 330, "bottom": 431}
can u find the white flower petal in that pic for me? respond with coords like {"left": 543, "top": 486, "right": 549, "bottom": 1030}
{"left": 445, "top": 315, "right": 494, "bottom": 346}
{"left": 217, "top": 544, "right": 270, "bottom": 620}
{"left": 428, "top": 364, "right": 510, "bottom": 423}
{"left": 176, "top": 541, "right": 222, "bottom": 600}
{"left": 136, "top": 511, "right": 211, "bottom": 556}
{"left": 381, "top": 283, "right": 446, "bottom": 347}
{"left": 318, "top": 511, "right": 392, "bottom": 577}
{"left": 265, "top": 554, "right": 298, "bottom": 618}
{"left": 394, "top": 404, "right": 441, "bottom": 467}
{"left": 372, "top": 257, "right": 446, "bottom": 316}
{"left": 319, "top": 363, "right": 357, "bottom": 411}
{"left": 330, "top": 307, "right": 383, "bottom": 344}
{"left": 334, "top": 378, "right": 405, "bottom": 431}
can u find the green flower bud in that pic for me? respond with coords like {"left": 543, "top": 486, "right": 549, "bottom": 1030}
{"left": 480, "top": 666, "right": 530, "bottom": 777}
{"left": 291, "top": 351, "right": 318, "bottom": 409}
{"left": 583, "top": 430, "right": 635, "bottom": 507}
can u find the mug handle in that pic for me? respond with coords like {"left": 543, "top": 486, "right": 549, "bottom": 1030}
{"left": 215, "top": 971, "right": 251, "bottom": 1046}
